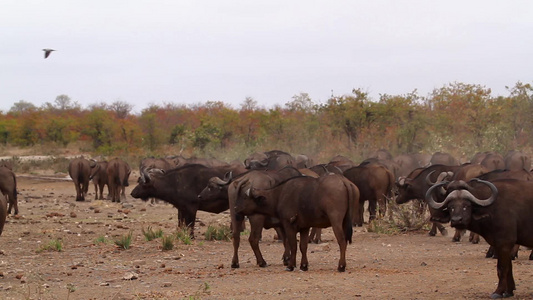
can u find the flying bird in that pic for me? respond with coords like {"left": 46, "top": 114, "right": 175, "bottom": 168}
{"left": 43, "top": 48, "right": 56, "bottom": 59}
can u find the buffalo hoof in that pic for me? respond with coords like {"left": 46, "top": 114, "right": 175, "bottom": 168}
{"left": 300, "top": 264, "right": 308, "bottom": 271}
{"left": 285, "top": 266, "right": 294, "bottom": 272}
{"left": 440, "top": 229, "right": 448, "bottom": 236}
{"left": 338, "top": 265, "right": 346, "bottom": 272}
{"left": 282, "top": 257, "right": 290, "bottom": 266}
{"left": 529, "top": 252, "right": 533, "bottom": 260}
{"left": 428, "top": 231, "right": 436, "bottom": 237}
{"left": 231, "top": 263, "right": 239, "bottom": 269}
{"left": 452, "top": 236, "right": 461, "bottom": 242}
{"left": 258, "top": 261, "right": 268, "bottom": 268}
{"left": 490, "top": 292, "right": 513, "bottom": 299}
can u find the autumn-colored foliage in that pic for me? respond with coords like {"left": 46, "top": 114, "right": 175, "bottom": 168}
{"left": 1, "top": 82, "right": 532, "bottom": 163}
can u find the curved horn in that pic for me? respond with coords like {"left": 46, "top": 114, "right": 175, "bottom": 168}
{"left": 141, "top": 168, "right": 151, "bottom": 184}
{"left": 425, "top": 181, "right": 451, "bottom": 210}
{"left": 465, "top": 178, "right": 498, "bottom": 206}
{"left": 212, "top": 176, "right": 231, "bottom": 186}
{"left": 425, "top": 170, "right": 436, "bottom": 185}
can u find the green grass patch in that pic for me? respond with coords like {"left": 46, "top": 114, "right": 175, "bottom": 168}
{"left": 142, "top": 226, "right": 164, "bottom": 241}
{"left": 114, "top": 231, "right": 133, "bottom": 250}
{"left": 161, "top": 235, "right": 175, "bottom": 251}
{"left": 37, "top": 238, "right": 63, "bottom": 253}
{"left": 204, "top": 224, "right": 231, "bottom": 241}
{"left": 175, "top": 228, "right": 192, "bottom": 245}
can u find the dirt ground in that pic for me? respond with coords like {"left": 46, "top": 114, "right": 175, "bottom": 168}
{"left": 1, "top": 172, "right": 533, "bottom": 300}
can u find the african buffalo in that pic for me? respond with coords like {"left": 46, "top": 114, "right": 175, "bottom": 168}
{"left": 244, "top": 174, "right": 359, "bottom": 272}
{"left": 89, "top": 160, "right": 109, "bottom": 200}
{"left": 131, "top": 164, "right": 245, "bottom": 237}
{"left": 227, "top": 167, "right": 304, "bottom": 268}
{"left": 68, "top": 157, "right": 94, "bottom": 202}
{"left": 426, "top": 178, "right": 533, "bottom": 298}
{"left": 396, "top": 164, "right": 461, "bottom": 236}
{"left": 394, "top": 154, "right": 427, "bottom": 178}
{"left": 244, "top": 150, "right": 296, "bottom": 170}
{"left": 504, "top": 150, "right": 531, "bottom": 171}
{"left": 430, "top": 152, "right": 460, "bottom": 166}
{"left": 0, "top": 166, "right": 17, "bottom": 215}
{"left": 107, "top": 158, "right": 131, "bottom": 203}
{"left": 343, "top": 162, "right": 395, "bottom": 226}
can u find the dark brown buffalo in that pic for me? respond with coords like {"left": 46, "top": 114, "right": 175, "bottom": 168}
{"left": 327, "top": 155, "right": 356, "bottom": 172}
{"left": 343, "top": 162, "right": 395, "bottom": 226}
{"left": 426, "top": 178, "right": 533, "bottom": 298}
{"left": 131, "top": 164, "right": 245, "bottom": 237}
{"left": 244, "top": 150, "right": 295, "bottom": 170}
{"left": 227, "top": 167, "right": 303, "bottom": 268}
{"left": 396, "top": 164, "right": 461, "bottom": 236}
{"left": 244, "top": 174, "right": 359, "bottom": 272}
{"left": 480, "top": 152, "right": 505, "bottom": 171}
{"left": 107, "top": 158, "right": 131, "bottom": 203}
{"left": 140, "top": 157, "right": 175, "bottom": 171}
{"left": 504, "top": 150, "right": 531, "bottom": 171}
{"left": 430, "top": 152, "right": 460, "bottom": 166}
{"left": 448, "top": 163, "right": 491, "bottom": 243}
{"left": 0, "top": 166, "right": 17, "bottom": 215}
{"left": 476, "top": 169, "right": 533, "bottom": 260}
{"left": 394, "top": 154, "right": 427, "bottom": 178}
{"left": 89, "top": 160, "right": 109, "bottom": 200}
{"left": 68, "top": 157, "right": 93, "bottom": 202}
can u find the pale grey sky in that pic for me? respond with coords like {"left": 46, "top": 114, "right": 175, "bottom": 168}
{"left": 1, "top": 1, "right": 532, "bottom": 113}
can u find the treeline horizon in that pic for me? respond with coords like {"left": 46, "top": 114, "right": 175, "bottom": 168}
{"left": 1, "top": 81, "right": 532, "bottom": 164}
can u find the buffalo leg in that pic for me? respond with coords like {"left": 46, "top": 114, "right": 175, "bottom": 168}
{"left": 231, "top": 217, "right": 245, "bottom": 268}
{"left": 469, "top": 232, "right": 480, "bottom": 244}
{"left": 492, "top": 246, "right": 515, "bottom": 298}
{"left": 309, "top": 227, "right": 322, "bottom": 244}
{"left": 356, "top": 200, "right": 365, "bottom": 226}
{"left": 299, "top": 228, "right": 311, "bottom": 271}
{"left": 330, "top": 221, "right": 348, "bottom": 272}
{"left": 452, "top": 229, "right": 465, "bottom": 242}
{"left": 248, "top": 215, "right": 268, "bottom": 267}
{"left": 283, "top": 222, "right": 298, "bottom": 271}
{"left": 368, "top": 199, "right": 377, "bottom": 222}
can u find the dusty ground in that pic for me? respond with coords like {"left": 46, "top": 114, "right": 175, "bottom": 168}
{"left": 0, "top": 173, "right": 533, "bottom": 299}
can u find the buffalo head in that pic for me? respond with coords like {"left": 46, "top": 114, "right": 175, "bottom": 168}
{"left": 426, "top": 179, "right": 498, "bottom": 229}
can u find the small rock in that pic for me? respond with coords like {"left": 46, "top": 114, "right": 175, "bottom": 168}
{"left": 99, "top": 282, "right": 110, "bottom": 286}
{"left": 15, "top": 274, "right": 23, "bottom": 280}
{"left": 217, "top": 264, "right": 224, "bottom": 269}
{"left": 123, "top": 272, "right": 138, "bottom": 280}
{"left": 94, "top": 209, "right": 101, "bottom": 213}
{"left": 162, "top": 282, "right": 172, "bottom": 287}
{"left": 70, "top": 212, "right": 77, "bottom": 218}
{"left": 421, "top": 262, "right": 427, "bottom": 266}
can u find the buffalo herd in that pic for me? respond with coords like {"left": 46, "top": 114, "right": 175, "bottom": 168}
{"left": 1, "top": 149, "right": 533, "bottom": 298}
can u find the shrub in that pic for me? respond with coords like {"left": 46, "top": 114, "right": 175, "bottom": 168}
{"left": 114, "top": 231, "right": 133, "bottom": 250}
{"left": 175, "top": 228, "right": 192, "bottom": 245}
{"left": 161, "top": 235, "right": 175, "bottom": 251}
{"left": 37, "top": 239, "right": 63, "bottom": 253}
{"left": 204, "top": 224, "right": 231, "bottom": 241}
{"left": 142, "top": 226, "right": 164, "bottom": 241}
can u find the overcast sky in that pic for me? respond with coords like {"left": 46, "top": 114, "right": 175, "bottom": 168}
{"left": 1, "top": 1, "right": 532, "bottom": 113}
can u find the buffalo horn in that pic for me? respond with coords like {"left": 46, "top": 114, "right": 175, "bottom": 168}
{"left": 425, "top": 181, "right": 451, "bottom": 210}
{"left": 464, "top": 178, "right": 498, "bottom": 206}
{"left": 141, "top": 168, "right": 151, "bottom": 184}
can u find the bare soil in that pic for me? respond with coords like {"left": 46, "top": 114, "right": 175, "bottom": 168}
{"left": 1, "top": 173, "right": 533, "bottom": 299}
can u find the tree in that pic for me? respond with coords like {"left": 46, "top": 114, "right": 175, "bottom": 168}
{"left": 9, "top": 100, "right": 36, "bottom": 115}
{"left": 109, "top": 100, "right": 133, "bottom": 119}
